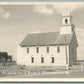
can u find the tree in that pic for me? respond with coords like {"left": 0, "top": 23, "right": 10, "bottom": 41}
{"left": 7, "top": 55, "right": 12, "bottom": 62}
{"left": 0, "top": 52, "right": 2, "bottom": 62}
{"left": 1, "top": 52, "right": 8, "bottom": 62}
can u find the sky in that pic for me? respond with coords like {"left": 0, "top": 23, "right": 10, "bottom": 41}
{"left": 0, "top": 2, "right": 84, "bottom": 60}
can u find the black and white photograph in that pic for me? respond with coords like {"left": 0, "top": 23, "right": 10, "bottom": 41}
{"left": 0, "top": 2, "right": 83, "bottom": 82}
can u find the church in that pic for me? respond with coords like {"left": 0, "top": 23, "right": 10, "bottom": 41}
{"left": 17, "top": 13, "right": 78, "bottom": 68}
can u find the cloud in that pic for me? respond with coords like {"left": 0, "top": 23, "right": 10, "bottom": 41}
{"left": 0, "top": 6, "right": 11, "bottom": 19}
{"left": 52, "top": 3, "right": 84, "bottom": 15}
{"left": 3, "top": 12, "right": 11, "bottom": 19}
{"left": 33, "top": 5, "right": 54, "bottom": 15}
{"left": 33, "top": 3, "right": 84, "bottom": 15}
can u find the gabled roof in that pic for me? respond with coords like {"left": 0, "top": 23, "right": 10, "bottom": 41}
{"left": 20, "top": 31, "right": 77, "bottom": 47}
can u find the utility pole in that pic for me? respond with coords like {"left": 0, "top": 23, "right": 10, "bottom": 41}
{"left": 65, "top": 35, "right": 68, "bottom": 70}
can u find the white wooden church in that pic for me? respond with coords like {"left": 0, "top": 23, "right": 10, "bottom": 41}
{"left": 17, "top": 13, "right": 78, "bottom": 67}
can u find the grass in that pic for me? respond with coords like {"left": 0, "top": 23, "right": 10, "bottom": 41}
{"left": 0, "top": 62, "right": 84, "bottom": 78}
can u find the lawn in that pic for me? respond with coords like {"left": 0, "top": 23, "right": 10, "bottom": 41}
{"left": 0, "top": 62, "right": 84, "bottom": 78}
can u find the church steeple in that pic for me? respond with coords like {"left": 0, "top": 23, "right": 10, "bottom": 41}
{"left": 60, "top": 12, "right": 74, "bottom": 34}
{"left": 62, "top": 12, "right": 72, "bottom": 25}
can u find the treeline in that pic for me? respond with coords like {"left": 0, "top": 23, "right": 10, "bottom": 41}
{"left": 0, "top": 52, "right": 12, "bottom": 62}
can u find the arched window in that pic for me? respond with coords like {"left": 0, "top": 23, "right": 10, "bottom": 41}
{"left": 47, "top": 46, "right": 49, "bottom": 53}
{"left": 31, "top": 57, "right": 34, "bottom": 63}
{"left": 65, "top": 19, "right": 68, "bottom": 24}
{"left": 36, "top": 47, "right": 39, "bottom": 53}
{"left": 51, "top": 57, "right": 54, "bottom": 63}
{"left": 41, "top": 57, "right": 44, "bottom": 63}
{"left": 57, "top": 46, "right": 60, "bottom": 53}
{"left": 27, "top": 48, "right": 29, "bottom": 53}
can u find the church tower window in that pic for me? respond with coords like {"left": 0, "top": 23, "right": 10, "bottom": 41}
{"left": 65, "top": 19, "right": 68, "bottom": 24}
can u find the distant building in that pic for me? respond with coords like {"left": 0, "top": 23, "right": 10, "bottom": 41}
{"left": 17, "top": 13, "right": 78, "bottom": 67}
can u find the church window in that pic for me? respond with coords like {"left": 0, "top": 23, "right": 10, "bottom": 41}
{"left": 41, "top": 57, "right": 44, "bottom": 63}
{"left": 51, "top": 57, "right": 54, "bottom": 63}
{"left": 27, "top": 48, "right": 29, "bottom": 53}
{"left": 57, "top": 46, "right": 60, "bottom": 53}
{"left": 36, "top": 47, "right": 39, "bottom": 53}
{"left": 31, "top": 57, "right": 34, "bottom": 63}
{"left": 47, "top": 46, "right": 49, "bottom": 53}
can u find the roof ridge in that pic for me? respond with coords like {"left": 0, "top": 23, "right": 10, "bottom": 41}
{"left": 28, "top": 31, "right": 60, "bottom": 35}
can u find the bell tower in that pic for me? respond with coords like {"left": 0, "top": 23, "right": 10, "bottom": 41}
{"left": 60, "top": 12, "right": 74, "bottom": 34}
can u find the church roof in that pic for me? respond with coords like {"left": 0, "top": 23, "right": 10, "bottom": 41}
{"left": 20, "top": 32, "right": 76, "bottom": 47}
